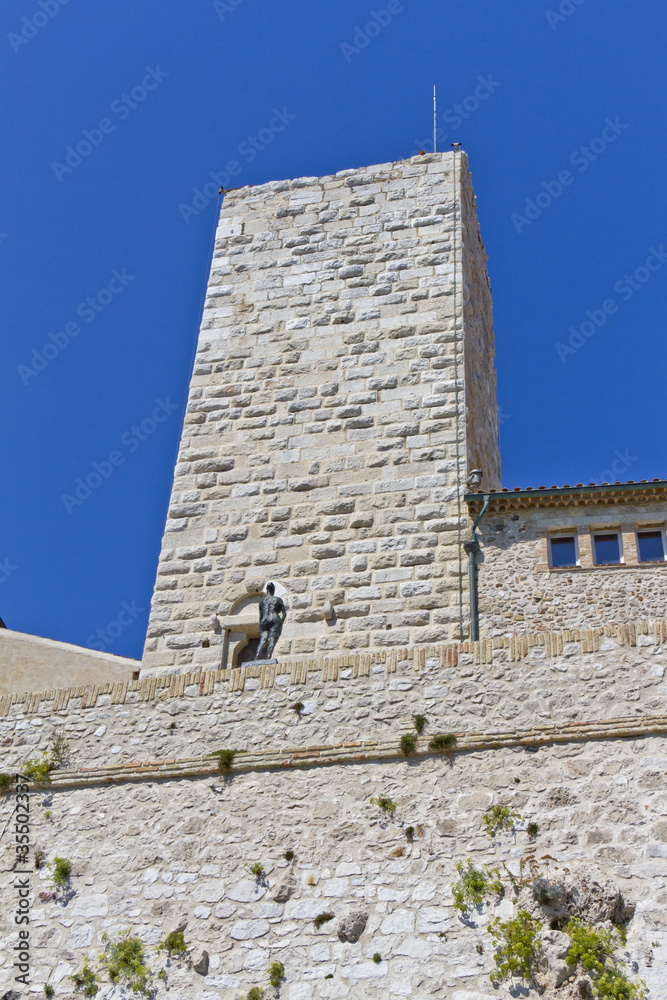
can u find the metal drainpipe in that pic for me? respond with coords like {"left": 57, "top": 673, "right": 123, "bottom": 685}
{"left": 463, "top": 494, "right": 490, "bottom": 641}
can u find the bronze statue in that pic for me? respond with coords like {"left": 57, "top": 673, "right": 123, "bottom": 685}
{"left": 255, "top": 582, "right": 287, "bottom": 660}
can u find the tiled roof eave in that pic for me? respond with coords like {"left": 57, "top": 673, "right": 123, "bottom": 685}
{"left": 465, "top": 481, "right": 667, "bottom": 512}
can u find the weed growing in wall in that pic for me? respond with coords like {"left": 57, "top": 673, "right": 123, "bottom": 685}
{"left": 400, "top": 732, "right": 417, "bottom": 757}
{"left": 372, "top": 952, "right": 382, "bottom": 964}
{"left": 157, "top": 930, "right": 187, "bottom": 957}
{"left": 21, "top": 753, "right": 53, "bottom": 784}
{"left": 314, "top": 912, "right": 335, "bottom": 929}
{"left": 44, "top": 986, "right": 54, "bottom": 998}
{"left": 405, "top": 825, "right": 415, "bottom": 842}
{"left": 370, "top": 794, "right": 397, "bottom": 816}
{"left": 564, "top": 920, "right": 646, "bottom": 997}
{"left": 489, "top": 910, "right": 542, "bottom": 985}
{"left": 246, "top": 861, "right": 266, "bottom": 880}
{"left": 451, "top": 860, "right": 503, "bottom": 916}
{"left": 34, "top": 847, "right": 46, "bottom": 869}
{"left": 526, "top": 821, "right": 539, "bottom": 839}
{"left": 268, "top": 960, "right": 285, "bottom": 987}
{"left": 21, "top": 731, "right": 70, "bottom": 786}
{"left": 69, "top": 956, "right": 99, "bottom": 996}
{"left": 47, "top": 855, "right": 72, "bottom": 889}
{"left": 49, "top": 731, "right": 69, "bottom": 766}
{"left": 284, "top": 849, "right": 295, "bottom": 862}
{"left": 0, "top": 772, "right": 13, "bottom": 792}
{"left": 428, "top": 733, "right": 457, "bottom": 757}
{"left": 483, "top": 803, "right": 520, "bottom": 838}
{"left": 291, "top": 701, "right": 304, "bottom": 715}
{"left": 244, "top": 989, "right": 264, "bottom": 1000}
{"left": 215, "top": 748, "right": 237, "bottom": 772}
{"left": 413, "top": 714, "right": 426, "bottom": 734}
{"left": 100, "top": 930, "right": 153, "bottom": 995}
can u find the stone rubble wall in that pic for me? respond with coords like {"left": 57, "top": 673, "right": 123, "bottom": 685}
{"left": 477, "top": 501, "right": 667, "bottom": 634}
{"left": 143, "top": 152, "right": 501, "bottom": 674}
{"left": 2, "top": 623, "right": 667, "bottom": 772}
{"left": 1, "top": 735, "right": 665, "bottom": 999}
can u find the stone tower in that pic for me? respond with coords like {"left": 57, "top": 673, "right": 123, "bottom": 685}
{"left": 142, "top": 152, "right": 500, "bottom": 675}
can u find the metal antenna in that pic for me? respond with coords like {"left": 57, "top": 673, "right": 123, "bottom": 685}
{"left": 433, "top": 85, "right": 437, "bottom": 153}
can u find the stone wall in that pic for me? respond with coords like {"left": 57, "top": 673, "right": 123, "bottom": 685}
{"left": 0, "top": 627, "right": 139, "bottom": 696}
{"left": 2, "top": 628, "right": 665, "bottom": 997}
{"left": 1, "top": 713, "right": 665, "bottom": 997}
{"left": 460, "top": 161, "right": 500, "bottom": 491}
{"left": 142, "top": 152, "right": 500, "bottom": 675}
{"left": 475, "top": 498, "right": 667, "bottom": 634}
{"left": 3, "top": 623, "right": 667, "bottom": 770}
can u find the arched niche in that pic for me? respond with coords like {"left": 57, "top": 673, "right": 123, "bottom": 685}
{"left": 217, "top": 583, "right": 287, "bottom": 669}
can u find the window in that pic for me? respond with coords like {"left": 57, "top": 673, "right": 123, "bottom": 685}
{"left": 593, "top": 532, "right": 622, "bottom": 566}
{"left": 637, "top": 529, "right": 666, "bottom": 563}
{"left": 549, "top": 535, "right": 578, "bottom": 568}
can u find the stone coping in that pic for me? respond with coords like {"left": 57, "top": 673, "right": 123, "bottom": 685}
{"left": 2, "top": 618, "right": 665, "bottom": 717}
{"left": 10, "top": 712, "right": 667, "bottom": 791}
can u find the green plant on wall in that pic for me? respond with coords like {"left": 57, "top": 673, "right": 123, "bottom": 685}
{"left": 399, "top": 732, "right": 417, "bottom": 757}
{"left": 69, "top": 956, "right": 99, "bottom": 997}
{"left": 244, "top": 989, "right": 264, "bottom": 1000}
{"left": 21, "top": 752, "right": 53, "bottom": 785}
{"left": 100, "top": 930, "right": 153, "bottom": 996}
{"left": 215, "top": 748, "right": 237, "bottom": 772}
{"left": 47, "top": 856, "right": 72, "bottom": 889}
{"left": 21, "top": 732, "right": 70, "bottom": 786}
{"left": 594, "top": 967, "right": 647, "bottom": 1000}
{"left": 413, "top": 714, "right": 426, "bottom": 734}
{"left": 49, "top": 731, "right": 69, "bottom": 767}
{"left": 428, "top": 733, "right": 457, "bottom": 757}
{"left": 246, "top": 861, "right": 266, "bottom": 880}
{"left": 267, "top": 960, "right": 285, "bottom": 987}
{"left": 157, "top": 929, "right": 187, "bottom": 957}
{"left": 370, "top": 795, "right": 397, "bottom": 816}
{"left": 489, "top": 910, "right": 542, "bottom": 985}
{"left": 564, "top": 921, "right": 646, "bottom": 999}
{"left": 483, "top": 803, "right": 520, "bottom": 838}
{"left": 451, "top": 859, "right": 503, "bottom": 916}
{"left": 314, "top": 912, "right": 334, "bottom": 930}
{"left": 0, "top": 772, "right": 13, "bottom": 792}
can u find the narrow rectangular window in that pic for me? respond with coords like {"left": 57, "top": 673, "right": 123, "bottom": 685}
{"left": 637, "top": 530, "right": 666, "bottom": 563}
{"left": 593, "top": 532, "right": 622, "bottom": 566}
{"left": 549, "top": 535, "right": 577, "bottom": 568}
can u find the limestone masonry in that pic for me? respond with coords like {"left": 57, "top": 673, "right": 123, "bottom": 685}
{"left": 2, "top": 154, "right": 665, "bottom": 1000}
{"left": 142, "top": 152, "right": 500, "bottom": 675}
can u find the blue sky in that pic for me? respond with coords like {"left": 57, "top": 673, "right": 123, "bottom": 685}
{"left": 2, "top": 0, "right": 666, "bottom": 657}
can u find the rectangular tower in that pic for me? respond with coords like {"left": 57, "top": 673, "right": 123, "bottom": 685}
{"left": 142, "top": 151, "right": 500, "bottom": 674}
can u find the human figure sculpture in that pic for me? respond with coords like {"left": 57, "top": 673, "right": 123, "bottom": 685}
{"left": 255, "top": 582, "right": 287, "bottom": 660}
